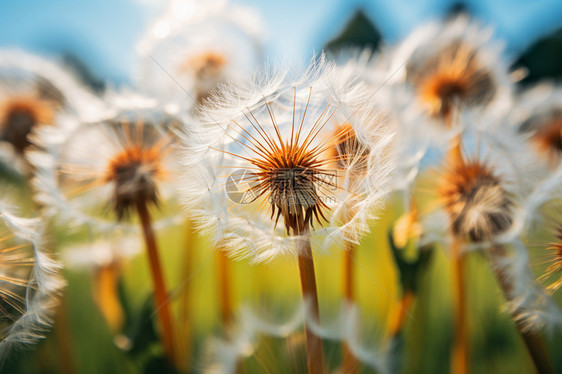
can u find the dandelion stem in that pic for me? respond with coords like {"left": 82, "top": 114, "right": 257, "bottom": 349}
{"left": 451, "top": 237, "right": 469, "bottom": 374}
{"left": 93, "top": 261, "right": 124, "bottom": 333}
{"left": 489, "top": 245, "right": 554, "bottom": 374}
{"left": 343, "top": 243, "right": 354, "bottom": 302}
{"left": 342, "top": 242, "right": 359, "bottom": 374}
{"left": 295, "top": 227, "right": 325, "bottom": 374}
{"left": 217, "top": 248, "right": 234, "bottom": 328}
{"left": 136, "top": 200, "right": 176, "bottom": 364}
{"left": 55, "top": 295, "right": 76, "bottom": 374}
{"left": 177, "top": 218, "right": 195, "bottom": 372}
{"left": 387, "top": 290, "right": 415, "bottom": 337}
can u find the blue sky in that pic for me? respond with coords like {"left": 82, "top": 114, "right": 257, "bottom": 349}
{"left": 0, "top": 0, "right": 561, "bottom": 84}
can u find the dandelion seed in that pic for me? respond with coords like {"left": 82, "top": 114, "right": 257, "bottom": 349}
{"left": 425, "top": 121, "right": 554, "bottom": 373}
{"left": 421, "top": 120, "right": 536, "bottom": 247}
{"left": 396, "top": 17, "right": 511, "bottom": 123}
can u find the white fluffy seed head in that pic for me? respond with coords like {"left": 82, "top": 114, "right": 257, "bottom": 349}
{"left": 28, "top": 95, "right": 185, "bottom": 233}
{"left": 135, "top": 0, "right": 264, "bottom": 112}
{"left": 179, "top": 57, "right": 395, "bottom": 262}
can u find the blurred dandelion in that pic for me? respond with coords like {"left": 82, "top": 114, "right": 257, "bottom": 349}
{"left": 421, "top": 121, "right": 552, "bottom": 374}
{"left": 136, "top": 0, "right": 263, "bottom": 111}
{"left": 29, "top": 96, "right": 183, "bottom": 231}
{"left": 386, "top": 15, "right": 514, "bottom": 193}
{"left": 0, "top": 49, "right": 104, "bottom": 176}
{"left": 29, "top": 98, "right": 183, "bottom": 364}
{"left": 513, "top": 83, "right": 562, "bottom": 174}
{"left": 392, "top": 16, "right": 512, "bottom": 127}
{"left": 0, "top": 198, "right": 64, "bottom": 364}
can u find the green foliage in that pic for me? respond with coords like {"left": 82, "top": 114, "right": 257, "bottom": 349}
{"left": 515, "top": 28, "right": 562, "bottom": 84}
{"left": 325, "top": 11, "right": 382, "bottom": 53}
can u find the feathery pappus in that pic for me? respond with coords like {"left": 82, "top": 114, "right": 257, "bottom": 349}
{"left": 179, "top": 58, "right": 395, "bottom": 263}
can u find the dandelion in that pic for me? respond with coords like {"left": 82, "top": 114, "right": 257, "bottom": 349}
{"left": 0, "top": 49, "right": 104, "bottom": 175}
{"left": 330, "top": 120, "right": 372, "bottom": 374}
{"left": 29, "top": 96, "right": 182, "bottom": 231}
{"left": 29, "top": 98, "right": 183, "bottom": 364}
{"left": 0, "top": 198, "right": 64, "bottom": 364}
{"left": 513, "top": 83, "right": 562, "bottom": 171}
{"left": 0, "top": 96, "right": 54, "bottom": 156}
{"left": 421, "top": 121, "right": 550, "bottom": 374}
{"left": 136, "top": 0, "right": 263, "bottom": 110}
{"left": 400, "top": 17, "right": 511, "bottom": 121}
{"left": 438, "top": 154, "right": 515, "bottom": 243}
{"left": 388, "top": 16, "right": 513, "bottom": 156}
{"left": 180, "top": 58, "right": 394, "bottom": 374}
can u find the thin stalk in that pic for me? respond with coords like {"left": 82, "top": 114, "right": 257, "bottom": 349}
{"left": 386, "top": 290, "right": 415, "bottom": 374}
{"left": 93, "top": 261, "right": 124, "bottom": 333}
{"left": 387, "top": 290, "right": 415, "bottom": 338}
{"left": 217, "top": 248, "right": 234, "bottom": 328}
{"left": 55, "top": 295, "right": 76, "bottom": 374}
{"left": 217, "top": 249, "right": 243, "bottom": 374}
{"left": 451, "top": 237, "right": 469, "bottom": 374}
{"left": 342, "top": 242, "right": 358, "bottom": 374}
{"left": 489, "top": 245, "right": 554, "bottom": 374}
{"left": 136, "top": 200, "right": 176, "bottom": 364}
{"left": 448, "top": 110, "right": 469, "bottom": 374}
{"left": 295, "top": 226, "right": 325, "bottom": 374}
{"left": 343, "top": 243, "right": 354, "bottom": 302}
{"left": 177, "top": 218, "right": 195, "bottom": 373}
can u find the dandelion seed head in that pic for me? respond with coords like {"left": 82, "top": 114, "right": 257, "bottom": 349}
{"left": 104, "top": 138, "right": 165, "bottom": 220}
{"left": 180, "top": 58, "right": 395, "bottom": 261}
{"left": 136, "top": 1, "right": 263, "bottom": 111}
{"left": 439, "top": 156, "right": 514, "bottom": 242}
{"left": 30, "top": 99, "right": 183, "bottom": 231}
{"left": 331, "top": 122, "right": 369, "bottom": 175}
{"left": 0, "top": 49, "right": 105, "bottom": 122}
{"left": 388, "top": 16, "right": 513, "bottom": 158}
{"left": 180, "top": 50, "right": 229, "bottom": 104}
{"left": 0, "top": 96, "right": 54, "bottom": 155}
{"left": 519, "top": 109, "right": 562, "bottom": 168}
{"left": 407, "top": 39, "right": 496, "bottom": 121}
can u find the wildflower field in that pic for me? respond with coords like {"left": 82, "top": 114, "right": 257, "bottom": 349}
{"left": 1, "top": 1, "right": 562, "bottom": 373}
